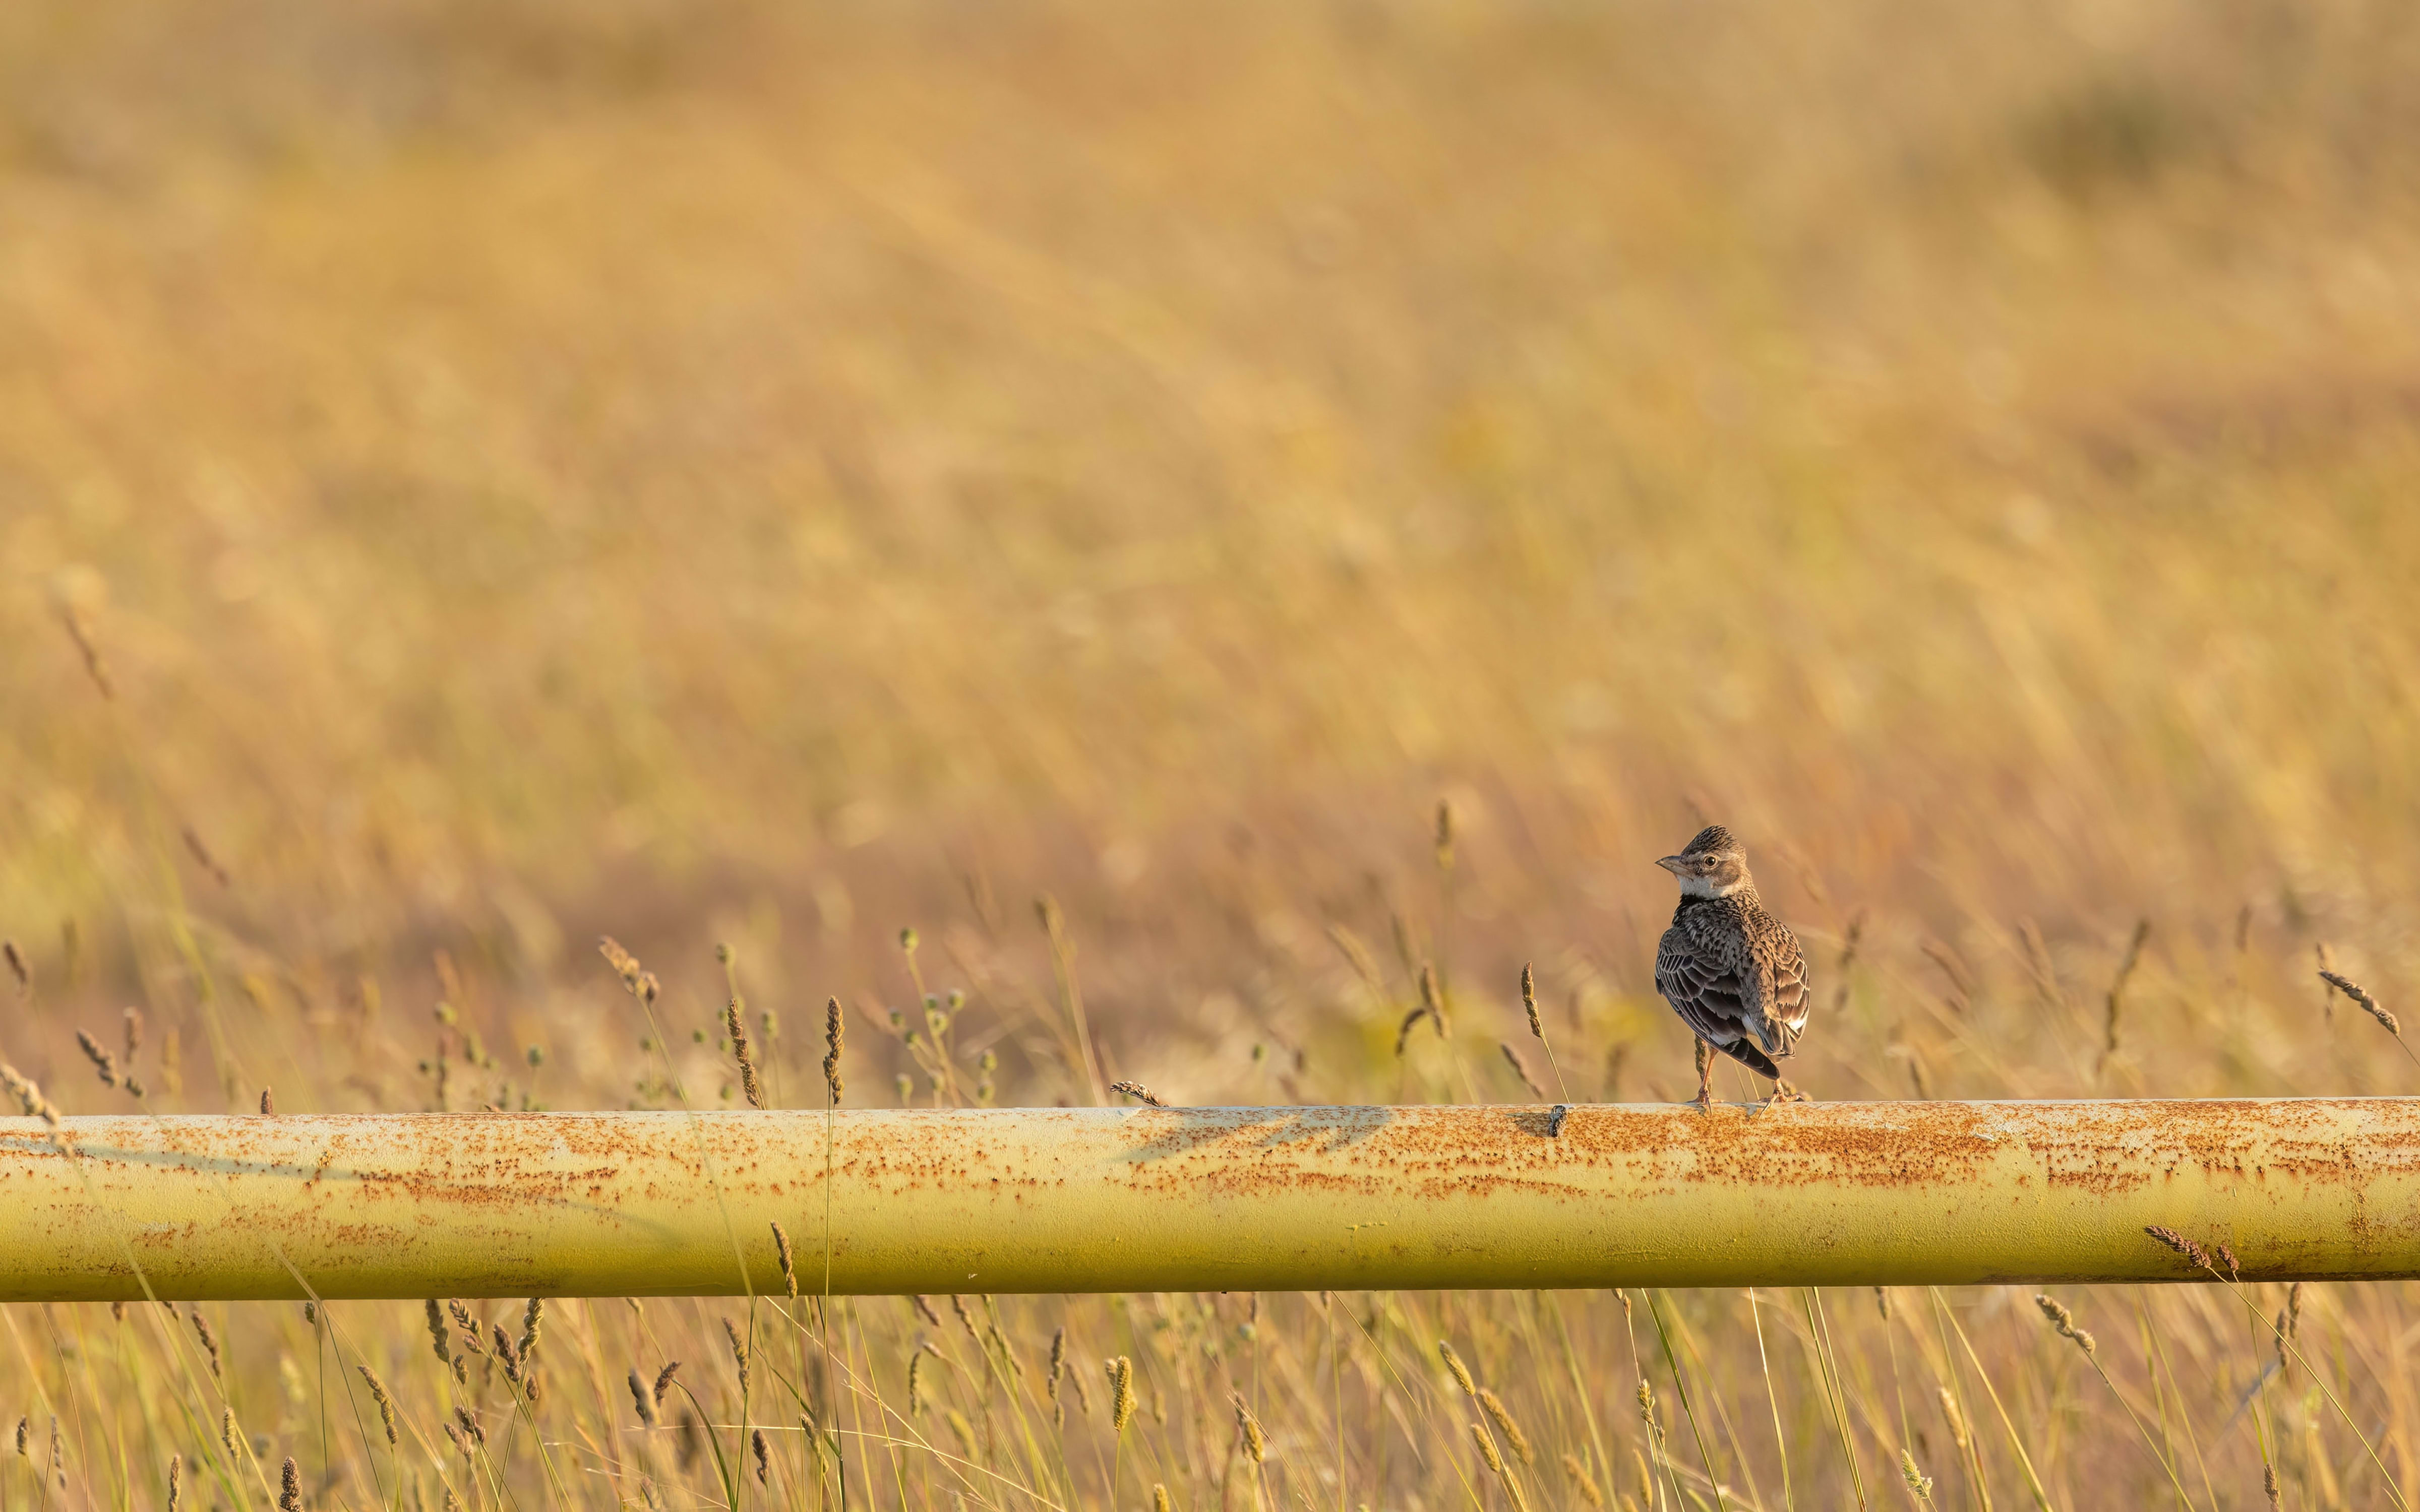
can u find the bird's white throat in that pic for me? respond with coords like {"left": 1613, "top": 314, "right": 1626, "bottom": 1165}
{"left": 1676, "top": 874, "right": 1750, "bottom": 899}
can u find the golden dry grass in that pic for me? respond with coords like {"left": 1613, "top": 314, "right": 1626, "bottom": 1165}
{"left": 5, "top": 0, "right": 2420, "bottom": 1507}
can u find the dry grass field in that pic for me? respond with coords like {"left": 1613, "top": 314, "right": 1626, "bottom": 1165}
{"left": 6, "top": 0, "right": 2420, "bottom": 1507}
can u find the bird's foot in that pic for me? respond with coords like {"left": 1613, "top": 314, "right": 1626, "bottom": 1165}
{"left": 1691, "top": 1088, "right": 1716, "bottom": 1115}
{"left": 1762, "top": 1080, "right": 1809, "bottom": 1109}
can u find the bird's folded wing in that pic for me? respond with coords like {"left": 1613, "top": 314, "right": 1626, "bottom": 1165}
{"left": 1656, "top": 927, "right": 1749, "bottom": 1045}
{"left": 1765, "top": 929, "right": 1812, "bottom": 1033}
{"left": 1683, "top": 905, "right": 1766, "bottom": 1023}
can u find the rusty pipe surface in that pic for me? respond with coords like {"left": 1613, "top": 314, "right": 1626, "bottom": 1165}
{"left": 4, "top": 1100, "right": 2418, "bottom": 1301}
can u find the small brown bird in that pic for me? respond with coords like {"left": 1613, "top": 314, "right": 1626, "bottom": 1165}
{"left": 1653, "top": 825, "right": 1812, "bottom": 1109}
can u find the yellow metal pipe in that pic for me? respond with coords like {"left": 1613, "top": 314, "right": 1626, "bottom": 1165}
{"left": 5, "top": 1100, "right": 2418, "bottom": 1301}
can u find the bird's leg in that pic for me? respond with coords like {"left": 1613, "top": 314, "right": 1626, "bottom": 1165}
{"left": 1693, "top": 1038, "right": 1714, "bottom": 1112}
{"left": 1765, "top": 1077, "right": 1807, "bottom": 1108}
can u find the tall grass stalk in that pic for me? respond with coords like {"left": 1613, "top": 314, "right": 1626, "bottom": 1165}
{"left": 1801, "top": 1289, "right": 1870, "bottom": 1511}
{"left": 1931, "top": 1289, "right": 2054, "bottom": 1511}
{"left": 1745, "top": 1289, "right": 1794, "bottom": 1512}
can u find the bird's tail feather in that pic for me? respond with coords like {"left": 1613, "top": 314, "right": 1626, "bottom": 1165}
{"left": 1716, "top": 1036, "right": 1783, "bottom": 1079}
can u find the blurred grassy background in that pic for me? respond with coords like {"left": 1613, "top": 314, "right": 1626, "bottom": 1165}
{"left": 5, "top": 1, "right": 2420, "bottom": 1507}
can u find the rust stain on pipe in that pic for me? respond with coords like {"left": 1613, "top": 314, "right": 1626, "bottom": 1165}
{"left": 2, "top": 1100, "right": 2416, "bottom": 1300}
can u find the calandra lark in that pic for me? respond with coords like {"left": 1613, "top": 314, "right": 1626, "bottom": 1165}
{"left": 1653, "top": 825, "right": 1812, "bottom": 1109}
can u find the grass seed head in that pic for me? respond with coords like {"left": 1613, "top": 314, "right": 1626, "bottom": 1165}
{"left": 751, "top": 1427, "right": 770, "bottom": 1485}
{"left": 770, "top": 1222, "right": 798, "bottom": 1298}
{"left": 357, "top": 1366, "right": 398, "bottom": 1445}
{"left": 190, "top": 1311, "right": 222, "bottom": 1378}
{"left": 1476, "top": 1387, "right": 1534, "bottom": 1466}
{"left": 1233, "top": 1396, "right": 1266, "bottom": 1462}
{"left": 627, "top": 1369, "right": 657, "bottom": 1426}
{"left": 1900, "top": 1448, "right": 1934, "bottom": 1500}
{"left": 423, "top": 1300, "right": 450, "bottom": 1364}
{"left": 1522, "top": 962, "right": 1542, "bottom": 1038}
{"left": 2, "top": 1064, "right": 60, "bottom": 1126}
{"left": 1153, "top": 1485, "right": 1172, "bottom": 1512}
{"left": 57, "top": 603, "right": 113, "bottom": 700}
{"left": 1937, "top": 1387, "right": 1970, "bottom": 1449}
{"left": 944, "top": 1406, "right": 978, "bottom": 1460}
{"left": 181, "top": 828, "right": 230, "bottom": 887}
{"left": 278, "top": 1457, "right": 301, "bottom": 1512}
{"left": 1111, "top": 1079, "right": 1167, "bottom": 1106}
{"left": 1047, "top": 1326, "right": 1068, "bottom": 1421}
{"left": 1437, "top": 1340, "right": 1477, "bottom": 1396}
{"left": 167, "top": 1455, "right": 181, "bottom": 1512}
{"left": 1498, "top": 1042, "right": 1546, "bottom": 1100}
{"left": 1470, "top": 1422, "right": 1505, "bottom": 1474}
{"left": 1417, "top": 962, "right": 1450, "bottom": 1038}
{"left": 2320, "top": 970, "right": 2397, "bottom": 1034}
{"left": 491, "top": 1324, "right": 521, "bottom": 1382}
{"left": 985, "top": 1322, "right": 1023, "bottom": 1380}
{"left": 1469, "top": 1422, "right": 1531, "bottom": 1511}
{"left": 2103, "top": 918, "right": 2151, "bottom": 1052}
{"left": 1108, "top": 1355, "right": 1136, "bottom": 1431}
{"left": 723, "top": 998, "right": 765, "bottom": 1109}
{"left": 1635, "top": 1380, "right": 1664, "bottom": 1445}
{"left": 823, "top": 996, "right": 845, "bottom": 1102}
{"left": 723, "top": 1318, "right": 750, "bottom": 1395}
{"left": 75, "top": 1030, "right": 121, "bottom": 1088}
{"left": 518, "top": 1298, "right": 544, "bottom": 1360}
{"left": 447, "top": 1300, "right": 481, "bottom": 1351}
{"left": 652, "top": 1361, "right": 681, "bottom": 1409}
{"left": 597, "top": 937, "right": 658, "bottom": 1006}
{"left": 2146, "top": 1225, "right": 2211, "bottom": 1270}
{"left": 1561, "top": 1451, "right": 1606, "bottom": 1508}
{"left": 2034, "top": 1293, "right": 2096, "bottom": 1354}
{"left": 3, "top": 940, "right": 28, "bottom": 995}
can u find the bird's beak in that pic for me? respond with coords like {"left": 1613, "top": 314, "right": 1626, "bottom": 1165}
{"left": 1655, "top": 855, "right": 1685, "bottom": 874}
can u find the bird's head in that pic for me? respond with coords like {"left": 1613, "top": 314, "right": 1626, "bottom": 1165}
{"left": 1656, "top": 825, "right": 1752, "bottom": 898}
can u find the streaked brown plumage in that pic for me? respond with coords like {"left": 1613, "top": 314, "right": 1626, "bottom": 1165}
{"left": 1653, "top": 825, "right": 1812, "bottom": 1107}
